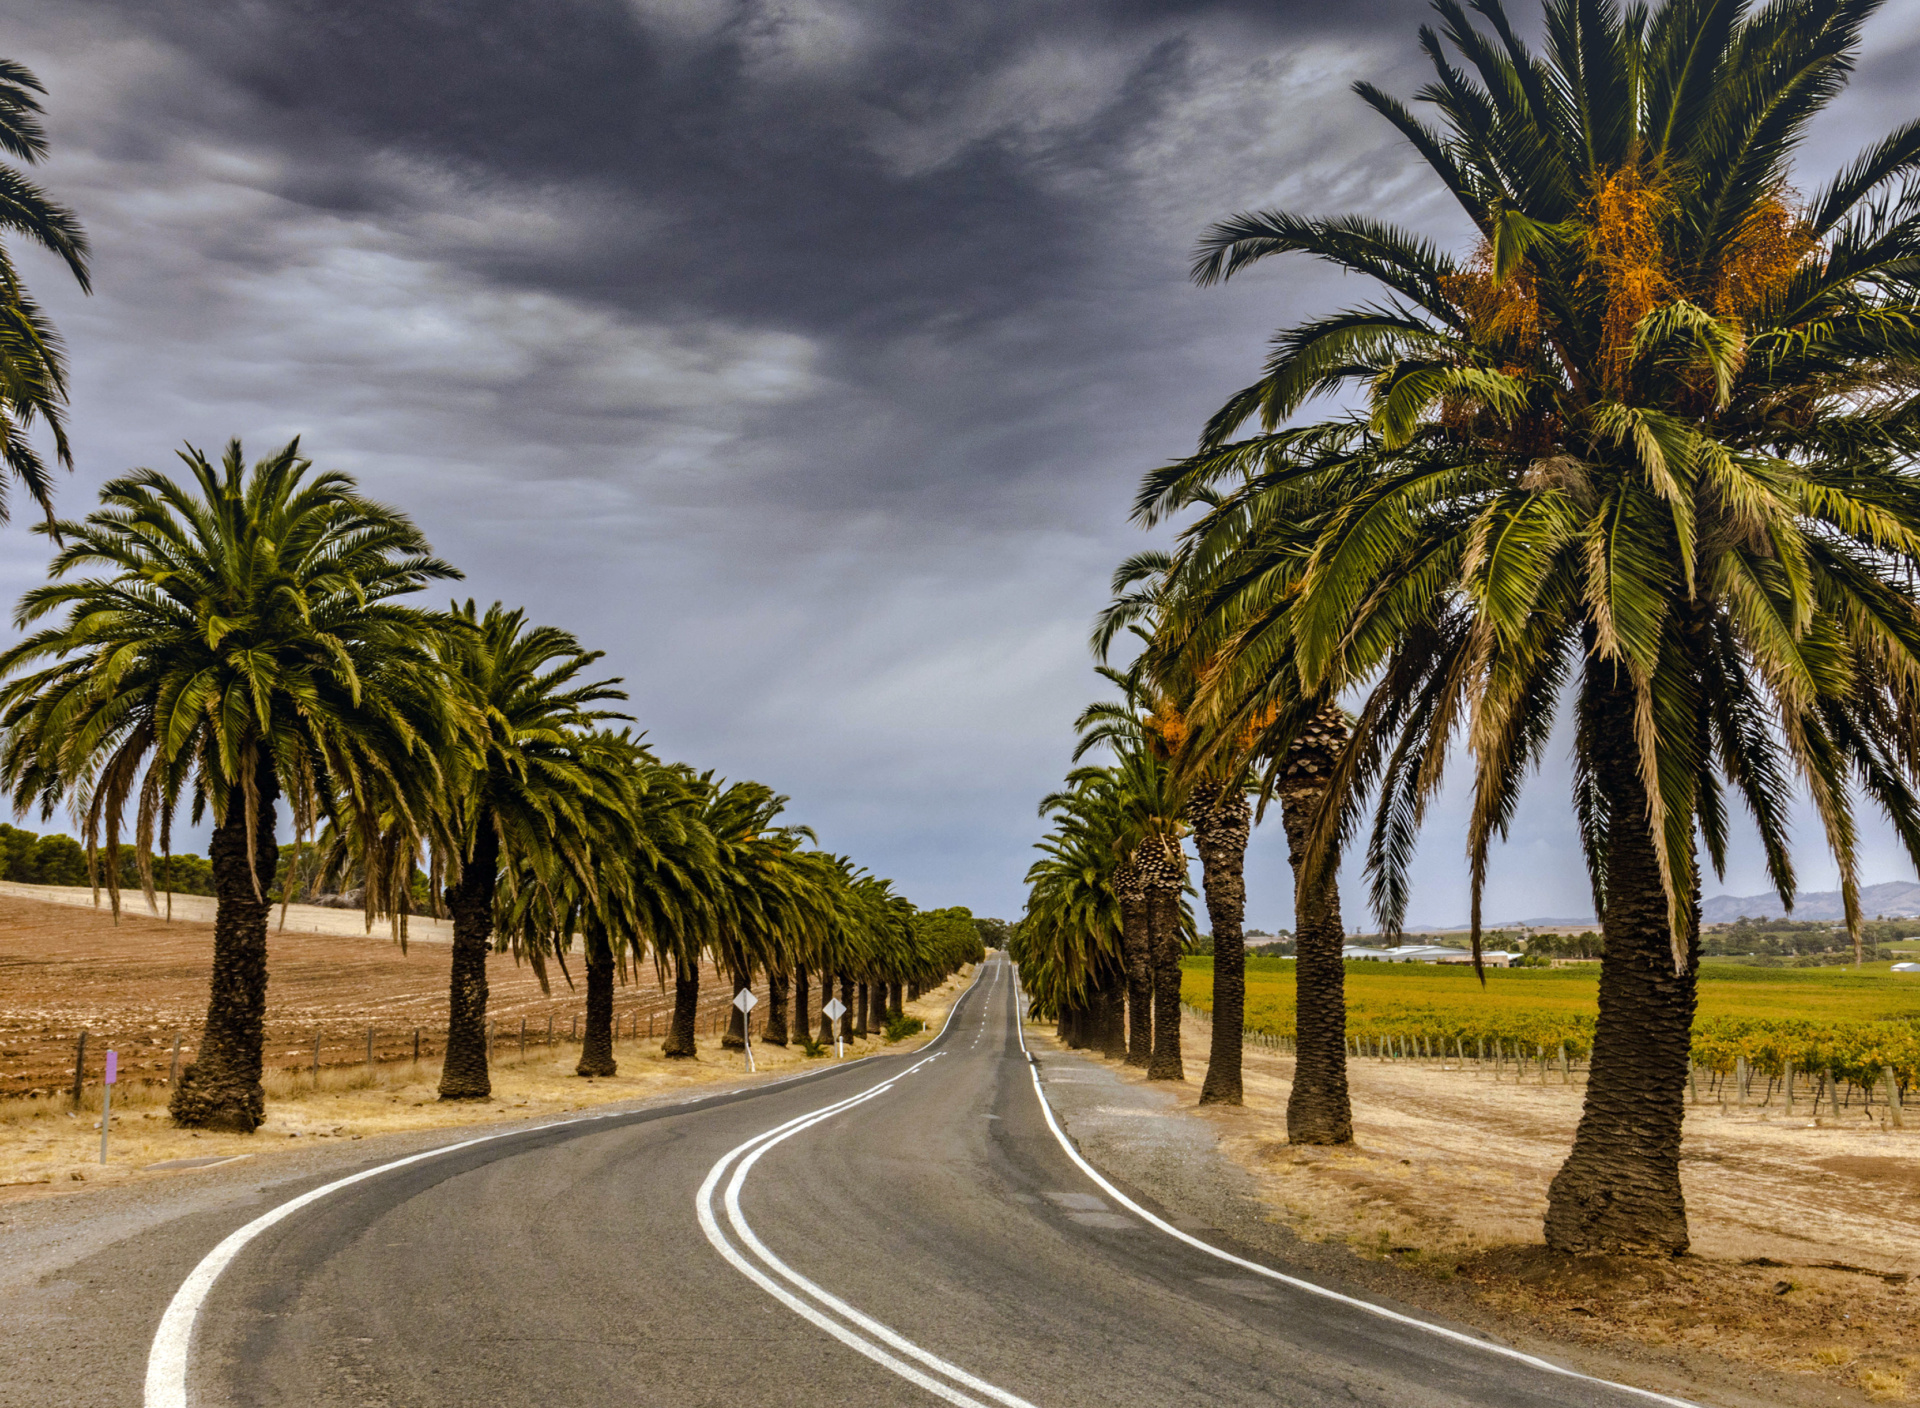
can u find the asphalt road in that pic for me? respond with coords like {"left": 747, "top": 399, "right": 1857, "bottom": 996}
{"left": 42, "top": 954, "right": 1696, "bottom": 1408}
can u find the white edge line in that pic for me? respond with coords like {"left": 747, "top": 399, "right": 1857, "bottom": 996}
{"left": 692, "top": 966, "right": 1013, "bottom": 1408}
{"left": 1007, "top": 967, "right": 1705, "bottom": 1408}
{"left": 722, "top": 1075, "right": 1039, "bottom": 1408}
{"left": 142, "top": 983, "right": 985, "bottom": 1408}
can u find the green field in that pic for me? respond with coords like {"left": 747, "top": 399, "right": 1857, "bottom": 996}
{"left": 1182, "top": 957, "right": 1920, "bottom": 1085}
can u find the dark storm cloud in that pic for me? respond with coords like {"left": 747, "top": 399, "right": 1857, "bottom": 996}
{"left": 8, "top": 0, "right": 1912, "bottom": 923}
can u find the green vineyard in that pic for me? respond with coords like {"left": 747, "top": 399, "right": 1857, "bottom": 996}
{"left": 1182, "top": 958, "right": 1920, "bottom": 1089}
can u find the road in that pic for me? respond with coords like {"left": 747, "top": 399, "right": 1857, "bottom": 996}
{"left": 122, "top": 953, "right": 1687, "bottom": 1408}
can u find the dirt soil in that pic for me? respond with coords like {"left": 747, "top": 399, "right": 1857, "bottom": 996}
{"left": 0, "top": 888, "right": 758, "bottom": 1095}
{"left": 1070, "top": 1013, "right": 1920, "bottom": 1405}
{"left": 0, "top": 890, "right": 972, "bottom": 1202}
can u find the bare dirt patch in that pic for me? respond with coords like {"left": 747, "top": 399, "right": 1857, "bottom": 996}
{"left": 0, "top": 906, "right": 973, "bottom": 1204}
{"left": 0, "top": 887, "right": 749, "bottom": 1095}
{"left": 1057, "top": 1012, "right": 1920, "bottom": 1404}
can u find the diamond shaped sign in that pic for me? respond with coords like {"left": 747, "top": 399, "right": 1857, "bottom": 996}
{"left": 732, "top": 988, "right": 759, "bottom": 1013}
{"left": 823, "top": 998, "right": 846, "bottom": 1020}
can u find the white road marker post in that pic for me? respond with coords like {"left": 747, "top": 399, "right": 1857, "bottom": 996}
{"left": 100, "top": 1049, "right": 118, "bottom": 1164}
{"left": 824, "top": 997, "right": 846, "bottom": 1058}
{"left": 733, "top": 987, "right": 759, "bottom": 1072}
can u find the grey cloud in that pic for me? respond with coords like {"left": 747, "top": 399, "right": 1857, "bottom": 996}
{"left": 2, "top": 0, "right": 1912, "bottom": 921}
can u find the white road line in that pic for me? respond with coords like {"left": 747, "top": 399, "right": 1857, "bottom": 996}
{"left": 694, "top": 964, "right": 1033, "bottom": 1408}
{"left": 142, "top": 1045, "right": 906, "bottom": 1408}
{"left": 1006, "top": 969, "right": 1703, "bottom": 1408}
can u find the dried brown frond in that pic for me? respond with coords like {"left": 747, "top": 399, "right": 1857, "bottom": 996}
{"left": 1144, "top": 700, "right": 1188, "bottom": 761}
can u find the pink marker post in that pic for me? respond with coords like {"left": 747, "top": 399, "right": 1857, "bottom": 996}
{"left": 100, "top": 1049, "right": 118, "bottom": 1164}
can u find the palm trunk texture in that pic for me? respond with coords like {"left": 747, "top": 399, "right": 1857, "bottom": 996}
{"left": 855, "top": 982, "right": 869, "bottom": 1038}
{"left": 1282, "top": 711, "right": 1352, "bottom": 1144}
{"left": 839, "top": 977, "right": 855, "bottom": 1044}
{"left": 723, "top": 974, "right": 749, "bottom": 1049}
{"left": 817, "top": 970, "right": 836, "bottom": 1047}
{"left": 438, "top": 822, "right": 501, "bottom": 1100}
{"left": 793, "top": 964, "right": 810, "bottom": 1047}
{"left": 764, "top": 968, "right": 790, "bottom": 1046}
{"left": 169, "top": 752, "right": 280, "bottom": 1131}
{"left": 1117, "top": 860, "right": 1152, "bottom": 1069}
{"left": 1544, "top": 674, "right": 1699, "bottom": 1255}
{"left": 888, "top": 981, "right": 903, "bottom": 1023}
{"left": 577, "top": 947, "right": 617, "bottom": 1076}
{"left": 1142, "top": 837, "right": 1186, "bottom": 1081}
{"left": 1097, "top": 969, "right": 1128, "bottom": 1059}
{"left": 663, "top": 952, "right": 699, "bottom": 1057}
{"left": 1192, "top": 779, "right": 1253, "bottom": 1106}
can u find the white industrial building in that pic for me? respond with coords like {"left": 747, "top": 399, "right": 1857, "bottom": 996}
{"left": 1341, "top": 944, "right": 1517, "bottom": 967}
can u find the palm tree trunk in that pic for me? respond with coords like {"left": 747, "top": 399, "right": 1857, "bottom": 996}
{"left": 1545, "top": 673, "right": 1698, "bottom": 1255}
{"left": 855, "top": 982, "right": 869, "bottom": 1038}
{"left": 438, "top": 821, "right": 500, "bottom": 1100}
{"left": 1192, "top": 779, "right": 1253, "bottom": 1106}
{"left": 1146, "top": 877, "right": 1185, "bottom": 1080}
{"left": 169, "top": 751, "right": 279, "bottom": 1131}
{"left": 1097, "top": 968, "right": 1128, "bottom": 1059}
{"left": 839, "top": 976, "right": 855, "bottom": 1044}
{"left": 888, "top": 981, "right": 903, "bottom": 1023}
{"left": 793, "top": 963, "right": 810, "bottom": 1046}
{"left": 722, "top": 973, "right": 749, "bottom": 1049}
{"left": 662, "top": 951, "right": 699, "bottom": 1057}
{"left": 1063, "top": 998, "right": 1089, "bottom": 1049}
{"left": 1281, "top": 711, "right": 1352, "bottom": 1144}
{"left": 1115, "top": 859, "right": 1152, "bottom": 1068}
{"left": 764, "top": 967, "right": 790, "bottom": 1046}
{"left": 577, "top": 944, "right": 616, "bottom": 1076}
{"left": 816, "top": 969, "right": 836, "bottom": 1047}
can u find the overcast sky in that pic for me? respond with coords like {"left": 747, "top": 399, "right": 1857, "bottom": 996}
{"left": 5, "top": 0, "right": 1920, "bottom": 928}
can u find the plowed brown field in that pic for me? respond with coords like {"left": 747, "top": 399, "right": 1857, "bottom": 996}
{"left": 0, "top": 890, "right": 746, "bottom": 1097}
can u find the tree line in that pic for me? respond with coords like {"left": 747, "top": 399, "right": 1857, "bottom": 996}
{"left": 1012, "top": 0, "right": 1920, "bottom": 1259}
{"left": 0, "top": 67, "right": 982, "bottom": 1131}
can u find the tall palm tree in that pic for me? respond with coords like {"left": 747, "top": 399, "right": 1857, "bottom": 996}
{"left": 0, "top": 440, "right": 458, "bottom": 1129}
{"left": 1091, "top": 561, "right": 1269, "bottom": 1103}
{"left": 433, "top": 602, "right": 628, "bottom": 1099}
{"left": 1173, "top": 0, "right": 1920, "bottom": 1252}
{"left": 0, "top": 58, "right": 88, "bottom": 525}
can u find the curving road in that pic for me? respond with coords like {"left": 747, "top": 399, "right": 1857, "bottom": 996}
{"left": 133, "top": 955, "right": 1691, "bottom": 1408}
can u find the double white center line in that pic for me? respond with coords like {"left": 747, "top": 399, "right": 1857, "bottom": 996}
{"left": 695, "top": 1004, "right": 1032, "bottom": 1408}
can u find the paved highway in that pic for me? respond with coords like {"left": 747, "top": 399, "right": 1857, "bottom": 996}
{"left": 135, "top": 954, "right": 1691, "bottom": 1408}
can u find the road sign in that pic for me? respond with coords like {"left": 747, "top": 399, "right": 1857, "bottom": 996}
{"left": 100, "top": 1049, "right": 118, "bottom": 1164}
{"left": 733, "top": 989, "right": 758, "bottom": 1072}
{"left": 823, "top": 998, "right": 845, "bottom": 1020}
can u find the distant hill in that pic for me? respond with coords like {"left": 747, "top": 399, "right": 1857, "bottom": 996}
{"left": 1699, "top": 881, "right": 1920, "bottom": 924}
{"left": 1402, "top": 883, "right": 1920, "bottom": 932}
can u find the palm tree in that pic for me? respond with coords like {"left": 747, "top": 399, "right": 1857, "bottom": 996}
{"left": 0, "top": 440, "right": 458, "bottom": 1129}
{"left": 433, "top": 602, "right": 628, "bottom": 1099}
{"left": 0, "top": 58, "right": 89, "bottom": 525}
{"left": 1174, "top": 0, "right": 1920, "bottom": 1251}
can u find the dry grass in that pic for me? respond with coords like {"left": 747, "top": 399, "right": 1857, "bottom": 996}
{"left": 0, "top": 966, "right": 974, "bottom": 1203}
{"left": 1043, "top": 1010, "right": 1920, "bottom": 1402}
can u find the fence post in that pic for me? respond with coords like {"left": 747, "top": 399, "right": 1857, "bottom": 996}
{"left": 168, "top": 1031, "right": 182, "bottom": 1088}
{"left": 1559, "top": 1044, "right": 1570, "bottom": 1085}
{"left": 1829, "top": 1068, "right": 1842, "bottom": 1120}
{"left": 413, "top": 1027, "right": 420, "bottom": 1064}
{"left": 70, "top": 1030, "right": 87, "bottom": 1109}
{"left": 1885, "top": 1066, "right": 1905, "bottom": 1129}
{"left": 1784, "top": 1060, "right": 1794, "bottom": 1114}
{"left": 366, "top": 1026, "right": 374, "bottom": 1069}
{"left": 1688, "top": 1060, "right": 1700, "bottom": 1105}
{"left": 519, "top": 1017, "right": 527, "bottom": 1060}
{"left": 1736, "top": 1055, "right": 1748, "bottom": 1107}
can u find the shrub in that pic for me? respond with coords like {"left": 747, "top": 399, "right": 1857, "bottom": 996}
{"left": 884, "top": 1015, "right": 924, "bottom": 1042}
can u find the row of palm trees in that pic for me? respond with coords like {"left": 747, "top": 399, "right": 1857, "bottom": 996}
{"left": 0, "top": 442, "right": 980, "bottom": 1130}
{"left": 1014, "top": 0, "right": 1920, "bottom": 1258}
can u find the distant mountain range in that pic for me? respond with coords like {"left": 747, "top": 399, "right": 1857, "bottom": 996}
{"left": 1399, "top": 880, "right": 1920, "bottom": 933}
